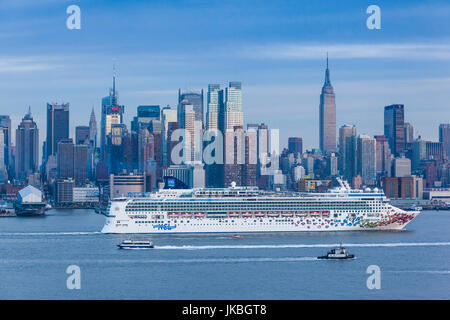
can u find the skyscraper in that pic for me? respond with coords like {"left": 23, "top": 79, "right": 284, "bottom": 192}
{"left": 404, "top": 122, "right": 414, "bottom": 145}
{"left": 0, "top": 129, "right": 6, "bottom": 182}
{"left": 15, "top": 110, "right": 39, "bottom": 180}
{"left": 339, "top": 124, "right": 356, "bottom": 176}
{"left": 288, "top": 137, "right": 303, "bottom": 154}
{"left": 74, "top": 144, "right": 88, "bottom": 186}
{"left": 46, "top": 103, "right": 69, "bottom": 158}
{"left": 178, "top": 89, "right": 204, "bottom": 125}
{"left": 88, "top": 108, "right": 98, "bottom": 180}
{"left": 357, "top": 134, "right": 376, "bottom": 186}
{"left": 439, "top": 124, "right": 450, "bottom": 159}
{"left": 131, "top": 105, "right": 161, "bottom": 133}
{"left": 106, "top": 123, "right": 128, "bottom": 174}
{"left": 344, "top": 135, "right": 358, "bottom": 181}
{"left": 223, "top": 127, "right": 257, "bottom": 187}
{"left": 138, "top": 127, "right": 154, "bottom": 174}
{"left": 75, "top": 126, "right": 90, "bottom": 145}
{"left": 89, "top": 108, "right": 97, "bottom": 147}
{"left": 384, "top": 104, "right": 405, "bottom": 156}
{"left": 374, "top": 135, "right": 392, "bottom": 177}
{"left": 0, "top": 115, "right": 12, "bottom": 175}
{"left": 101, "top": 70, "right": 124, "bottom": 160}
{"left": 161, "top": 107, "right": 177, "bottom": 167}
{"left": 206, "top": 84, "right": 224, "bottom": 132}
{"left": 224, "top": 82, "right": 243, "bottom": 131}
{"left": 319, "top": 56, "right": 337, "bottom": 154}
{"left": 57, "top": 139, "right": 74, "bottom": 180}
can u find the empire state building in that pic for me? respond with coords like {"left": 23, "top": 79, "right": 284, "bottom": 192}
{"left": 319, "top": 56, "right": 337, "bottom": 154}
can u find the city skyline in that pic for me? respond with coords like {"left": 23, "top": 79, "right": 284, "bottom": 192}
{"left": 0, "top": 0, "right": 449, "bottom": 151}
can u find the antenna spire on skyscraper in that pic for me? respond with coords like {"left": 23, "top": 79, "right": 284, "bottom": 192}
{"left": 324, "top": 53, "right": 331, "bottom": 86}
{"left": 112, "top": 59, "right": 116, "bottom": 96}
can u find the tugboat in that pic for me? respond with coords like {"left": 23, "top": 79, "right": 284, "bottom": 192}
{"left": 117, "top": 240, "right": 154, "bottom": 249}
{"left": 318, "top": 244, "right": 355, "bottom": 260}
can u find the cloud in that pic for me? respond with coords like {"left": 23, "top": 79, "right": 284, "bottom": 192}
{"left": 0, "top": 58, "right": 55, "bottom": 73}
{"left": 242, "top": 43, "right": 450, "bottom": 60}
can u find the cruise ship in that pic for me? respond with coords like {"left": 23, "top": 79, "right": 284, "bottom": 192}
{"left": 101, "top": 180, "right": 420, "bottom": 234}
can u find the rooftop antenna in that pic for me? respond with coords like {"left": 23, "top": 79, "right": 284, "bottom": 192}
{"left": 112, "top": 59, "right": 116, "bottom": 96}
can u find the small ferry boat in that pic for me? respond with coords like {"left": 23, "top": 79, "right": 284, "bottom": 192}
{"left": 317, "top": 245, "right": 355, "bottom": 260}
{"left": 232, "top": 235, "right": 243, "bottom": 239}
{"left": 117, "top": 240, "right": 154, "bottom": 249}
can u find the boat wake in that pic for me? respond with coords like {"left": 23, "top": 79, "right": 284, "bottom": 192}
{"left": 155, "top": 242, "right": 450, "bottom": 250}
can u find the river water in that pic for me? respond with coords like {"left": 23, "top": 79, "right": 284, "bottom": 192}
{"left": 0, "top": 209, "right": 448, "bottom": 299}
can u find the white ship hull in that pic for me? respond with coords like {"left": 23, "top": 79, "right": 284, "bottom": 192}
{"left": 101, "top": 187, "right": 420, "bottom": 234}
{"left": 102, "top": 214, "right": 419, "bottom": 234}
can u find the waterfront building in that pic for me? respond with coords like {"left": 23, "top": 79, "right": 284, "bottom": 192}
{"left": 56, "top": 179, "right": 74, "bottom": 204}
{"left": 109, "top": 173, "right": 152, "bottom": 199}
{"left": 383, "top": 176, "right": 423, "bottom": 199}
{"left": 73, "top": 186, "right": 100, "bottom": 204}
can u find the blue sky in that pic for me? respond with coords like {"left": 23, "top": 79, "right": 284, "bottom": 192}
{"left": 0, "top": 0, "right": 449, "bottom": 150}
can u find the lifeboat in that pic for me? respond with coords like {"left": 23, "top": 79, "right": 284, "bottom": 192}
{"left": 254, "top": 212, "right": 265, "bottom": 217}
{"left": 194, "top": 212, "right": 205, "bottom": 217}
{"left": 267, "top": 212, "right": 280, "bottom": 217}
{"left": 229, "top": 212, "right": 239, "bottom": 216}
{"left": 295, "top": 211, "right": 307, "bottom": 217}
{"left": 321, "top": 211, "right": 329, "bottom": 216}
{"left": 181, "top": 212, "right": 192, "bottom": 217}
{"left": 310, "top": 211, "right": 320, "bottom": 216}
{"left": 242, "top": 212, "right": 252, "bottom": 217}
{"left": 168, "top": 212, "right": 178, "bottom": 217}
